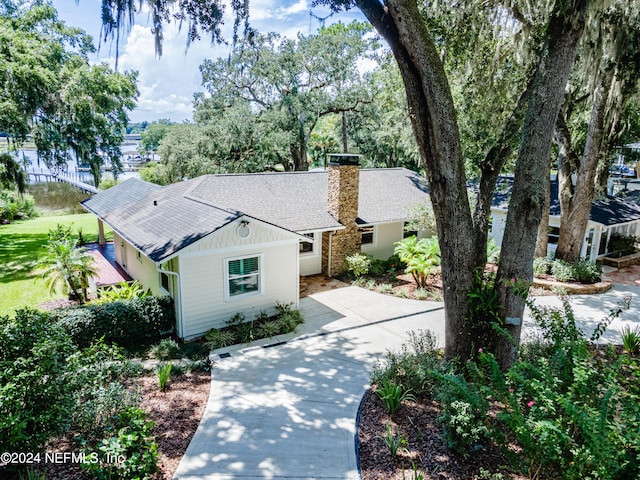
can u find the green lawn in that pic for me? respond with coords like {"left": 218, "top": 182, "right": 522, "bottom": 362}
{"left": 0, "top": 213, "right": 113, "bottom": 317}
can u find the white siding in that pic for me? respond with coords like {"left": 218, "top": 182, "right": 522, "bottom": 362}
{"left": 299, "top": 233, "right": 322, "bottom": 276}
{"left": 179, "top": 219, "right": 300, "bottom": 339}
{"left": 113, "top": 233, "right": 161, "bottom": 293}
{"left": 489, "top": 210, "right": 507, "bottom": 247}
{"left": 361, "top": 222, "right": 404, "bottom": 259}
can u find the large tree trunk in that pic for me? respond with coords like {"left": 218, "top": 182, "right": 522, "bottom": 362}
{"left": 495, "top": 2, "right": 588, "bottom": 368}
{"left": 555, "top": 69, "right": 614, "bottom": 263}
{"left": 358, "top": 0, "right": 477, "bottom": 360}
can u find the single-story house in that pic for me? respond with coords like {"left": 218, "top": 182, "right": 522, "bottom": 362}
{"left": 82, "top": 156, "right": 429, "bottom": 339}
{"left": 489, "top": 176, "right": 640, "bottom": 262}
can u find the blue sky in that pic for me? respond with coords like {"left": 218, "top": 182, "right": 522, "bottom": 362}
{"left": 51, "top": 1, "right": 366, "bottom": 123}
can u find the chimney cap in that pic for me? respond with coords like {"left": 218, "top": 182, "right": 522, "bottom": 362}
{"left": 327, "top": 153, "right": 361, "bottom": 166}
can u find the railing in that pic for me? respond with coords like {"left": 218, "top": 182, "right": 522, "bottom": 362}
{"left": 27, "top": 172, "right": 98, "bottom": 194}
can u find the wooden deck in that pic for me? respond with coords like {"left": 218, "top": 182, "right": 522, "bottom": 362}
{"left": 86, "top": 243, "right": 132, "bottom": 288}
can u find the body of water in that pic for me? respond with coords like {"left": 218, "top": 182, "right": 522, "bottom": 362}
{"left": 16, "top": 149, "right": 141, "bottom": 185}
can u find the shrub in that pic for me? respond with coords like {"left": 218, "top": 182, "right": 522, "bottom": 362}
{"left": 433, "top": 367, "right": 490, "bottom": 455}
{"left": 81, "top": 406, "right": 159, "bottom": 480}
{"left": 147, "top": 338, "right": 183, "bottom": 360}
{"left": 72, "top": 382, "right": 139, "bottom": 443}
{"left": 345, "top": 252, "right": 372, "bottom": 278}
{"left": 205, "top": 329, "right": 236, "bottom": 349}
{"left": 52, "top": 296, "right": 175, "bottom": 348}
{"left": 394, "top": 236, "right": 440, "bottom": 288}
{"left": 0, "top": 189, "right": 36, "bottom": 222}
{"left": 439, "top": 297, "right": 639, "bottom": 479}
{"left": 377, "top": 283, "right": 394, "bottom": 294}
{"left": 94, "top": 280, "right": 151, "bottom": 303}
{"left": 275, "top": 310, "right": 304, "bottom": 334}
{"left": 551, "top": 259, "right": 573, "bottom": 282}
{"left": 371, "top": 330, "right": 441, "bottom": 396}
{"left": 571, "top": 258, "right": 602, "bottom": 284}
{"left": 0, "top": 309, "right": 75, "bottom": 452}
{"left": 608, "top": 233, "right": 637, "bottom": 257}
{"left": 256, "top": 320, "right": 281, "bottom": 338}
{"left": 533, "top": 257, "right": 550, "bottom": 277}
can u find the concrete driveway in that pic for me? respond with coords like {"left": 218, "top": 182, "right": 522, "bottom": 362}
{"left": 173, "top": 284, "right": 640, "bottom": 480}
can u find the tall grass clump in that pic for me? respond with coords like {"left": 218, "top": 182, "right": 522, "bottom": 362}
{"left": 28, "top": 182, "right": 89, "bottom": 214}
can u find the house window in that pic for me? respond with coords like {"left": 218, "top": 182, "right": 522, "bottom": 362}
{"left": 226, "top": 255, "right": 261, "bottom": 299}
{"left": 359, "top": 226, "right": 374, "bottom": 245}
{"left": 300, "top": 233, "right": 314, "bottom": 254}
{"left": 160, "top": 272, "right": 170, "bottom": 291}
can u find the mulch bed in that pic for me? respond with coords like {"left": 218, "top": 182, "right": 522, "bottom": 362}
{"left": 358, "top": 390, "right": 527, "bottom": 480}
{"left": 35, "top": 371, "right": 210, "bottom": 480}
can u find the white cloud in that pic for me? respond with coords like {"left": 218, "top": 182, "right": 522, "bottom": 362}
{"left": 53, "top": 0, "right": 368, "bottom": 123}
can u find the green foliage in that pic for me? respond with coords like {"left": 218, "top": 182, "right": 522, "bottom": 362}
{"left": 571, "top": 258, "right": 602, "bottom": 284}
{"left": 37, "top": 237, "right": 97, "bottom": 303}
{"left": 486, "top": 237, "right": 500, "bottom": 263}
{"left": 81, "top": 407, "right": 159, "bottom": 480}
{"left": 98, "top": 174, "right": 119, "bottom": 190}
{"left": 0, "top": 153, "right": 27, "bottom": 193}
{"left": 403, "top": 201, "right": 435, "bottom": 234}
{"left": 204, "top": 302, "right": 305, "bottom": 349}
{"left": 205, "top": 328, "right": 236, "bottom": 350}
{"left": 51, "top": 296, "right": 175, "bottom": 349}
{"left": 608, "top": 233, "right": 637, "bottom": 257}
{"left": 533, "top": 256, "right": 551, "bottom": 277}
{"left": 394, "top": 236, "right": 440, "bottom": 288}
{"left": 0, "top": 309, "right": 75, "bottom": 452}
{"left": 345, "top": 252, "right": 372, "bottom": 278}
{"left": 550, "top": 258, "right": 602, "bottom": 283}
{"left": 156, "top": 362, "right": 172, "bottom": 391}
{"left": 0, "top": 189, "right": 35, "bottom": 222}
{"left": 551, "top": 259, "right": 574, "bottom": 282}
{"left": 433, "top": 367, "right": 490, "bottom": 455}
{"left": 621, "top": 325, "right": 640, "bottom": 355}
{"left": 94, "top": 280, "right": 151, "bottom": 303}
{"left": 466, "top": 270, "right": 507, "bottom": 356}
{"left": 27, "top": 182, "right": 89, "bottom": 215}
{"left": 379, "top": 423, "right": 407, "bottom": 457}
{"left": 433, "top": 297, "right": 640, "bottom": 479}
{"left": 375, "top": 380, "right": 416, "bottom": 414}
{"left": 256, "top": 320, "right": 281, "bottom": 339}
{"left": 371, "top": 330, "right": 442, "bottom": 397}
{"left": 196, "top": 23, "right": 374, "bottom": 172}
{"left": 147, "top": 338, "right": 183, "bottom": 360}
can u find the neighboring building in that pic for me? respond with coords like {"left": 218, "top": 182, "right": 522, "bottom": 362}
{"left": 489, "top": 176, "right": 640, "bottom": 262}
{"left": 82, "top": 156, "right": 429, "bottom": 339}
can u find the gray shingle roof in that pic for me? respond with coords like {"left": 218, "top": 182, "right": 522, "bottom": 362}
{"left": 491, "top": 176, "right": 640, "bottom": 226}
{"left": 83, "top": 168, "right": 429, "bottom": 262}
{"left": 81, "top": 177, "right": 162, "bottom": 218}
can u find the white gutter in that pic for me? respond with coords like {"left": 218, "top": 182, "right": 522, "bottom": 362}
{"left": 156, "top": 262, "right": 184, "bottom": 339}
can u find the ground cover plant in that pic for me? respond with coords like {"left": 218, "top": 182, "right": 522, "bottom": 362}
{"left": 361, "top": 299, "right": 640, "bottom": 480}
{"left": 0, "top": 213, "right": 112, "bottom": 316}
{"left": 204, "top": 301, "right": 305, "bottom": 349}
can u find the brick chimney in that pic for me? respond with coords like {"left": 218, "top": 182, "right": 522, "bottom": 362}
{"left": 323, "top": 154, "right": 362, "bottom": 276}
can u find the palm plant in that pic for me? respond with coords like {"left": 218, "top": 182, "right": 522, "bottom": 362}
{"left": 38, "top": 239, "right": 97, "bottom": 303}
{"left": 394, "top": 235, "right": 441, "bottom": 288}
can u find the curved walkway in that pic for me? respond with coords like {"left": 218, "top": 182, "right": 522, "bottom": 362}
{"left": 174, "top": 284, "right": 640, "bottom": 480}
